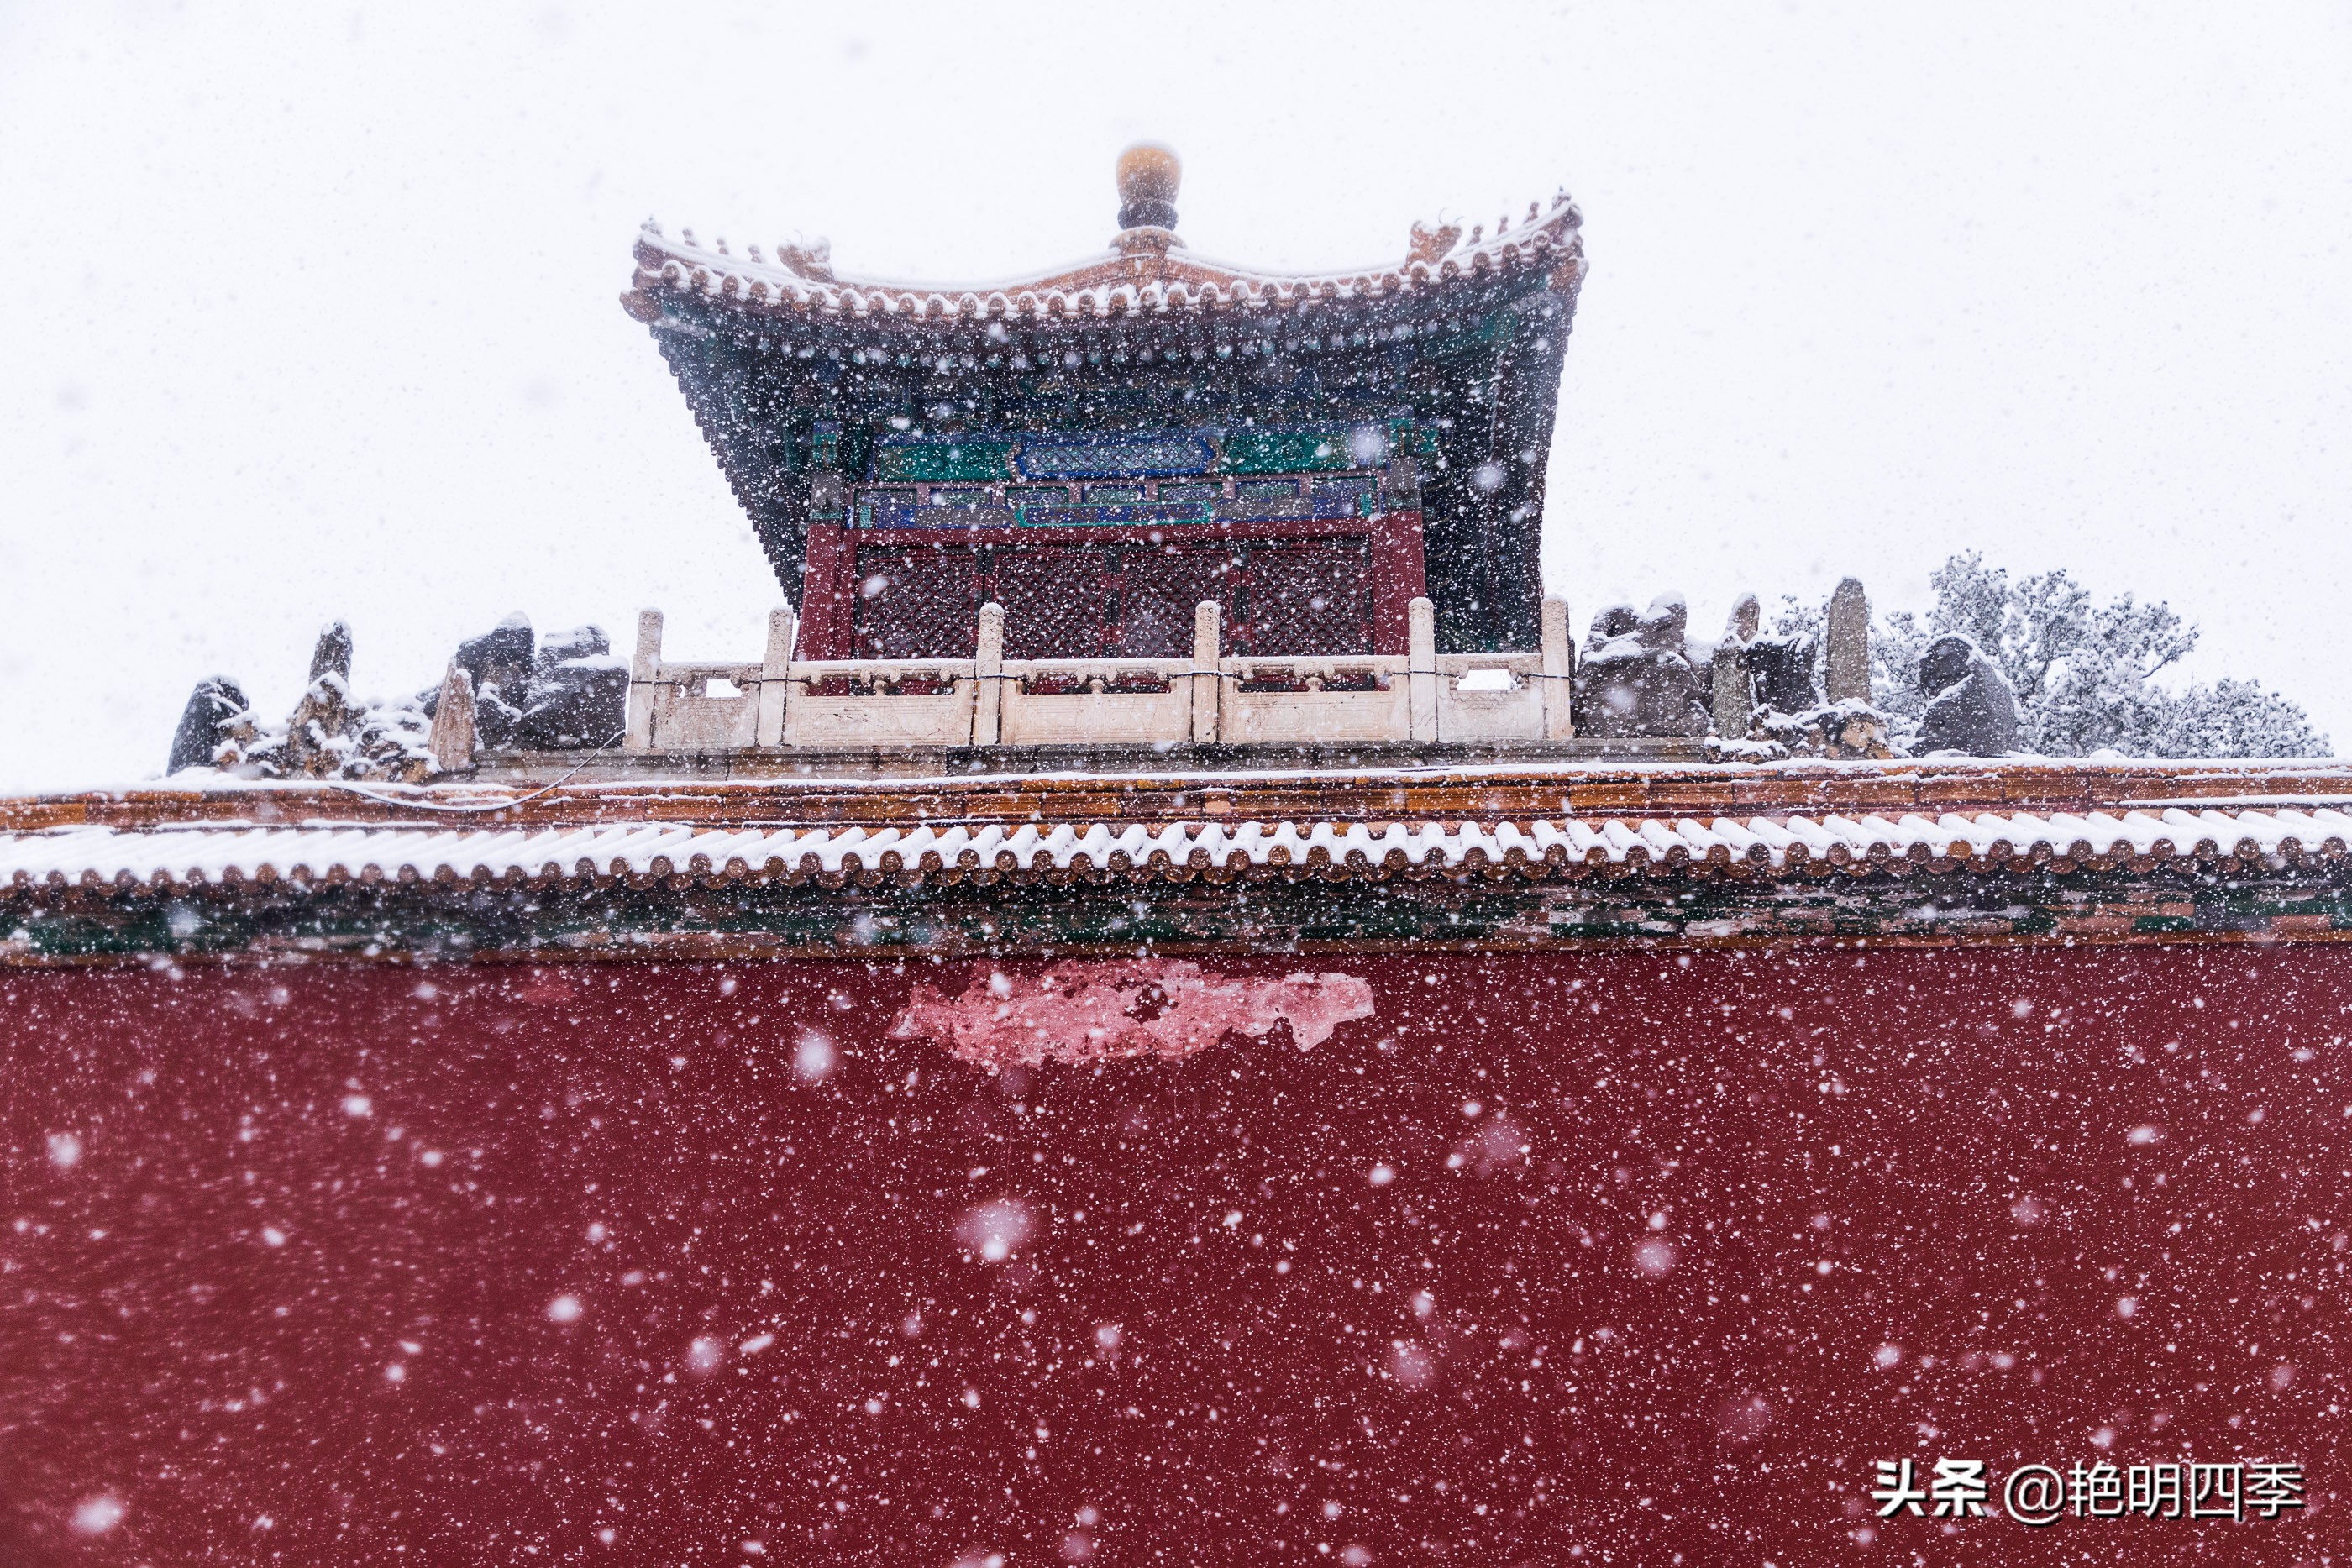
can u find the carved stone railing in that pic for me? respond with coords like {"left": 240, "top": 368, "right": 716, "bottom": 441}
{"left": 625, "top": 595, "right": 1576, "bottom": 755}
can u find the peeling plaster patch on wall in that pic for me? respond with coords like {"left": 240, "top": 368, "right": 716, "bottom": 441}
{"left": 892, "top": 962, "right": 1375, "bottom": 1070}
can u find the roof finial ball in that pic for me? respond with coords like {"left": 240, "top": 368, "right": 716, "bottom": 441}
{"left": 1116, "top": 142, "right": 1181, "bottom": 233}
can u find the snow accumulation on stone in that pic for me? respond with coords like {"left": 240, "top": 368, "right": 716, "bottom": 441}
{"left": 165, "top": 617, "right": 627, "bottom": 785}
{"left": 890, "top": 962, "right": 1376, "bottom": 1070}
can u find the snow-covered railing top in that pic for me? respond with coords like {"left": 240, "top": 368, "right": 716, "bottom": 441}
{"left": 622, "top": 598, "right": 1576, "bottom": 755}
{"left": 7, "top": 806, "right": 2349, "bottom": 894}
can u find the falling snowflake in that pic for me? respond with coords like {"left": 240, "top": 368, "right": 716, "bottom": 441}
{"left": 71, "top": 1494, "right": 125, "bottom": 1536}
{"left": 957, "top": 1198, "right": 1032, "bottom": 1264}
{"left": 794, "top": 1029, "right": 836, "bottom": 1082}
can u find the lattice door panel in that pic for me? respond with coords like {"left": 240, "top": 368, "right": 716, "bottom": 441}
{"left": 1116, "top": 546, "right": 1238, "bottom": 658}
{"left": 1240, "top": 541, "right": 1373, "bottom": 656}
{"left": 853, "top": 548, "right": 982, "bottom": 659}
{"left": 995, "top": 550, "right": 1113, "bottom": 660}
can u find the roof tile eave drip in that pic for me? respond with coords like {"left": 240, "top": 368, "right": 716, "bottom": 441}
{"left": 6, "top": 806, "right": 2339, "bottom": 895}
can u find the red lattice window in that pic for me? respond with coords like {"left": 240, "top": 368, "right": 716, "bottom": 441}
{"left": 845, "top": 539, "right": 1375, "bottom": 661}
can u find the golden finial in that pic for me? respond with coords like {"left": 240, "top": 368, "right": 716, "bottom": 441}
{"left": 1116, "top": 142, "right": 1182, "bottom": 232}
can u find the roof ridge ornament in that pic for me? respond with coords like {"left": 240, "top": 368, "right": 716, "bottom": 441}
{"left": 774, "top": 235, "right": 833, "bottom": 281}
{"left": 1113, "top": 141, "right": 1182, "bottom": 251}
{"left": 1405, "top": 218, "right": 1463, "bottom": 266}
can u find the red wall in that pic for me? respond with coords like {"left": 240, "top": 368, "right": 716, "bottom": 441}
{"left": 2, "top": 947, "right": 2344, "bottom": 1563}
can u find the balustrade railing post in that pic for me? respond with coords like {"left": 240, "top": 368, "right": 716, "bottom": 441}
{"left": 1191, "top": 601, "right": 1221, "bottom": 745}
{"left": 756, "top": 606, "right": 796, "bottom": 748}
{"left": 1408, "top": 597, "right": 1438, "bottom": 742}
{"left": 973, "top": 601, "right": 1005, "bottom": 747}
{"left": 1541, "top": 595, "right": 1573, "bottom": 741}
{"left": 625, "top": 608, "right": 663, "bottom": 752}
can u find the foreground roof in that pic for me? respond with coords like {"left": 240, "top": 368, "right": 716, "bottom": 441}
{"left": 8, "top": 761, "right": 2352, "bottom": 963}
{"left": 8, "top": 805, "right": 2349, "bottom": 893}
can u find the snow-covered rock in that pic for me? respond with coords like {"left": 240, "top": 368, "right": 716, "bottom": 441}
{"left": 1914, "top": 633, "right": 2020, "bottom": 756}
{"left": 1572, "top": 594, "right": 1709, "bottom": 738}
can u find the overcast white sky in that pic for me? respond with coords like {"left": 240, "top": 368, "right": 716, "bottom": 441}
{"left": 3, "top": 1, "right": 2348, "bottom": 790}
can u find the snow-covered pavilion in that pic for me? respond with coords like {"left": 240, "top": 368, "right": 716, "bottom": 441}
{"left": 625, "top": 144, "right": 1582, "bottom": 663}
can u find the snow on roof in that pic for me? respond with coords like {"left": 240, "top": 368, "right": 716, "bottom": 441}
{"left": 620, "top": 192, "right": 1585, "bottom": 328}
{"left": 5, "top": 806, "right": 2344, "bottom": 893}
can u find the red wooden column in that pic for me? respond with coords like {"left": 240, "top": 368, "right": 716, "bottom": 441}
{"left": 1369, "top": 507, "right": 1428, "bottom": 656}
{"left": 798, "top": 519, "right": 856, "bottom": 659}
